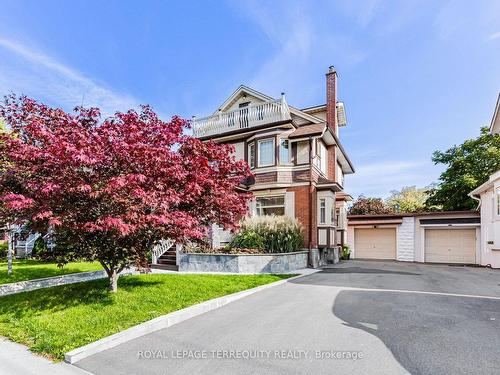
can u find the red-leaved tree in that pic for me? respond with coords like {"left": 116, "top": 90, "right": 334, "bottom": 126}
{"left": 0, "top": 95, "right": 252, "bottom": 291}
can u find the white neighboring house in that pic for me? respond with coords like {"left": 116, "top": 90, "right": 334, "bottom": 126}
{"left": 469, "top": 93, "right": 500, "bottom": 268}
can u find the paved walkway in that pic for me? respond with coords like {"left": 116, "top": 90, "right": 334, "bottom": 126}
{"left": 75, "top": 261, "right": 500, "bottom": 375}
{"left": 0, "top": 338, "right": 91, "bottom": 375}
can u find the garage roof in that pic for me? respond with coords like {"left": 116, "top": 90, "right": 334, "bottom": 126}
{"left": 348, "top": 211, "right": 479, "bottom": 220}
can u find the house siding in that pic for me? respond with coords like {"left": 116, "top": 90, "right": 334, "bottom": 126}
{"left": 478, "top": 183, "right": 500, "bottom": 268}
{"left": 397, "top": 216, "right": 415, "bottom": 261}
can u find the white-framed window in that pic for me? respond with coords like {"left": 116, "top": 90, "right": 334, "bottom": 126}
{"left": 315, "top": 139, "right": 327, "bottom": 174}
{"left": 319, "top": 198, "right": 326, "bottom": 224}
{"left": 258, "top": 138, "right": 275, "bottom": 167}
{"left": 256, "top": 195, "right": 285, "bottom": 216}
{"left": 279, "top": 139, "right": 291, "bottom": 164}
{"left": 248, "top": 142, "right": 255, "bottom": 169}
{"left": 337, "top": 162, "right": 344, "bottom": 186}
{"left": 496, "top": 187, "right": 500, "bottom": 217}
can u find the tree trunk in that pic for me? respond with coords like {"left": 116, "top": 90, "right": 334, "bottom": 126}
{"left": 108, "top": 269, "right": 118, "bottom": 293}
{"left": 7, "top": 226, "right": 13, "bottom": 276}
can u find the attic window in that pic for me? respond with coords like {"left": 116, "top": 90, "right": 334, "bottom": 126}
{"left": 239, "top": 102, "right": 250, "bottom": 108}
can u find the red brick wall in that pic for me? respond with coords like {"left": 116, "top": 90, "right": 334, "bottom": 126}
{"left": 327, "top": 145, "right": 336, "bottom": 181}
{"left": 326, "top": 67, "right": 337, "bottom": 135}
{"left": 287, "top": 186, "right": 317, "bottom": 248}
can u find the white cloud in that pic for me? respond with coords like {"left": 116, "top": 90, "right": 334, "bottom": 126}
{"left": 487, "top": 31, "right": 500, "bottom": 41}
{"left": 0, "top": 36, "right": 138, "bottom": 117}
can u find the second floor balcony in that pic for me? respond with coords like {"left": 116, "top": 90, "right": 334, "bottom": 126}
{"left": 192, "top": 96, "right": 291, "bottom": 139}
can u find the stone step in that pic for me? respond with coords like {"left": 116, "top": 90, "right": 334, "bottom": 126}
{"left": 157, "top": 259, "right": 177, "bottom": 265}
{"left": 158, "top": 254, "right": 176, "bottom": 260}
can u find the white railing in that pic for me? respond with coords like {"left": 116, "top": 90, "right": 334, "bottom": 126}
{"left": 151, "top": 239, "right": 175, "bottom": 264}
{"left": 24, "top": 233, "right": 41, "bottom": 257}
{"left": 192, "top": 97, "right": 291, "bottom": 138}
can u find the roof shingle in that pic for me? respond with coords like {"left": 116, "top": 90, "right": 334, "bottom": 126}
{"left": 288, "top": 123, "right": 326, "bottom": 138}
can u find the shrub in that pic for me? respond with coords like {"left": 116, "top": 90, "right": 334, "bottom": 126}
{"left": 341, "top": 245, "right": 351, "bottom": 260}
{"left": 230, "top": 230, "right": 265, "bottom": 250}
{"left": 0, "top": 242, "right": 7, "bottom": 258}
{"left": 235, "top": 216, "right": 303, "bottom": 253}
{"left": 31, "top": 236, "right": 49, "bottom": 259}
{"left": 191, "top": 247, "right": 263, "bottom": 255}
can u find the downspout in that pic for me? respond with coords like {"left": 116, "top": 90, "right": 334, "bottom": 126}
{"left": 468, "top": 192, "right": 481, "bottom": 210}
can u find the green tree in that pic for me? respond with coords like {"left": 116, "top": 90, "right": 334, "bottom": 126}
{"left": 386, "top": 186, "right": 428, "bottom": 213}
{"left": 426, "top": 127, "right": 500, "bottom": 210}
{"left": 349, "top": 196, "right": 393, "bottom": 215}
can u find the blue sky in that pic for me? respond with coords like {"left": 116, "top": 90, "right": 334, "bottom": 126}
{"left": 1, "top": 0, "right": 499, "bottom": 198}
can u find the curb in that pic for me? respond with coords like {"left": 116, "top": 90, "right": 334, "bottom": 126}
{"left": 0, "top": 268, "right": 136, "bottom": 297}
{"left": 65, "top": 271, "right": 315, "bottom": 364}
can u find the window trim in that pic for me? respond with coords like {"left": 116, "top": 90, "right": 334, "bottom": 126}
{"left": 247, "top": 142, "right": 255, "bottom": 169}
{"left": 255, "top": 194, "right": 285, "bottom": 216}
{"left": 257, "top": 138, "right": 275, "bottom": 167}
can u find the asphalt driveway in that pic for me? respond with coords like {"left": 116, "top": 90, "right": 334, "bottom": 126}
{"left": 76, "top": 261, "right": 500, "bottom": 375}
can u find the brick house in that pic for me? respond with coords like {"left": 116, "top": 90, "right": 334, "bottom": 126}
{"left": 192, "top": 67, "right": 354, "bottom": 265}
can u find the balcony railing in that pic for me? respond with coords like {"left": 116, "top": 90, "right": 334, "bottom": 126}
{"left": 192, "top": 97, "right": 291, "bottom": 138}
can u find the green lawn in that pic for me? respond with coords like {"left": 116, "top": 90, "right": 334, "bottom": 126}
{"left": 0, "top": 260, "right": 102, "bottom": 285}
{"left": 0, "top": 273, "right": 291, "bottom": 360}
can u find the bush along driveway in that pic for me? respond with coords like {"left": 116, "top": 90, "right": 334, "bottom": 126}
{"left": 0, "top": 273, "right": 290, "bottom": 361}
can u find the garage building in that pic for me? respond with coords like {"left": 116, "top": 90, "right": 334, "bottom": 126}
{"left": 347, "top": 211, "right": 481, "bottom": 264}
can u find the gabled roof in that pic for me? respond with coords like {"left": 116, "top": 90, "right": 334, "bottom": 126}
{"left": 216, "top": 85, "right": 273, "bottom": 113}
{"left": 490, "top": 93, "right": 500, "bottom": 135}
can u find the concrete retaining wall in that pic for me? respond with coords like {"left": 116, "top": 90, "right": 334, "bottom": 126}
{"left": 179, "top": 251, "right": 309, "bottom": 273}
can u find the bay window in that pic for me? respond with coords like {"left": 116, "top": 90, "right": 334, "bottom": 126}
{"left": 279, "top": 139, "right": 291, "bottom": 164}
{"left": 248, "top": 142, "right": 255, "bottom": 169}
{"left": 319, "top": 198, "right": 326, "bottom": 224}
{"left": 315, "top": 140, "right": 327, "bottom": 174}
{"left": 258, "top": 138, "right": 275, "bottom": 167}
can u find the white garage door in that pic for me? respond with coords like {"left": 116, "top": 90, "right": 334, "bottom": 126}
{"left": 425, "top": 229, "right": 476, "bottom": 264}
{"left": 354, "top": 228, "right": 396, "bottom": 259}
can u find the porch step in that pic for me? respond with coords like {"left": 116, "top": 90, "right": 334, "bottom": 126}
{"left": 158, "top": 254, "right": 176, "bottom": 260}
{"left": 150, "top": 263, "right": 178, "bottom": 271}
{"left": 158, "top": 259, "right": 177, "bottom": 265}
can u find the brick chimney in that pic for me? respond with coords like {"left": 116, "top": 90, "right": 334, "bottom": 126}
{"left": 326, "top": 66, "right": 337, "bottom": 134}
